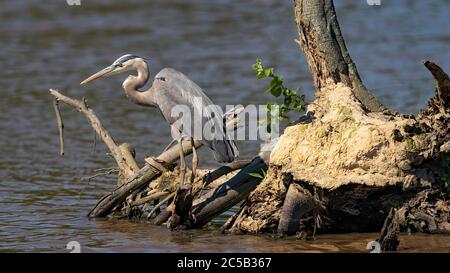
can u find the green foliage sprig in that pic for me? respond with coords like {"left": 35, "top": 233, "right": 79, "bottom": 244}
{"left": 248, "top": 169, "right": 266, "bottom": 179}
{"left": 252, "top": 58, "right": 305, "bottom": 121}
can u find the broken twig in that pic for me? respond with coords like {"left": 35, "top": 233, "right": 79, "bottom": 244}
{"left": 52, "top": 98, "right": 64, "bottom": 156}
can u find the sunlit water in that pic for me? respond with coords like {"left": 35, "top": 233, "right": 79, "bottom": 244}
{"left": 0, "top": 0, "right": 449, "bottom": 252}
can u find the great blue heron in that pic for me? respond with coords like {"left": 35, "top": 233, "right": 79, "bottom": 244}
{"left": 80, "top": 54, "right": 239, "bottom": 187}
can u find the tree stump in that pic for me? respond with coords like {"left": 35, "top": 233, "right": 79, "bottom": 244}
{"left": 230, "top": 0, "right": 449, "bottom": 237}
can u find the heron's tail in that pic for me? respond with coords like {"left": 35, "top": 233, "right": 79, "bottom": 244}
{"left": 210, "top": 139, "right": 239, "bottom": 163}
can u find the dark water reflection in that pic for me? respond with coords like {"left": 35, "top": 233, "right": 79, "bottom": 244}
{"left": 0, "top": 0, "right": 449, "bottom": 252}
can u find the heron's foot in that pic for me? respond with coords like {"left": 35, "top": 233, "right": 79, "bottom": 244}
{"left": 145, "top": 157, "right": 174, "bottom": 172}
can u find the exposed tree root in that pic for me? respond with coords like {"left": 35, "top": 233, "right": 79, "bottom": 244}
{"left": 221, "top": 0, "right": 450, "bottom": 247}
{"left": 378, "top": 208, "right": 400, "bottom": 252}
{"left": 277, "top": 183, "right": 317, "bottom": 236}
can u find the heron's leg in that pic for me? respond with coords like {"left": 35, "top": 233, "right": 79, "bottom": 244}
{"left": 190, "top": 137, "right": 198, "bottom": 184}
{"left": 177, "top": 137, "right": 186, "bottom": 187}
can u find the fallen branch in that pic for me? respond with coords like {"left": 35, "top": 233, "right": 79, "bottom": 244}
{"left": 130, "top": 191, "right": 169, "bottom": 207}
{"left": 52, "top": 98, "right": 64, "bottom": 156}
{"left": 147, "top": 192, "right": 176, "bottom": 219}
{"left": 164, "top": 160, "right": 253, "bottom": 229}
{"left": 117, "top": 143, "right": 140, "bottom": 186}
{"left": 49, "top": 89, "right": 138, "bottom": 181}
{"left": 228, "top": 204, "right": 249, "bottom": 234}
{"left": 151, "top": 207, "right": 173, "bottom": 225}
{"left": 81, "top": 167, "right": 119, "bottom": 181}
{"left": 192, "top": 159, "right": 252, "bottom": 194}
{"left": 188, "top": 156, "right": 267, "bottom": 228}
{"left": 219, "top": 209, "right": 240, "bottom": 234}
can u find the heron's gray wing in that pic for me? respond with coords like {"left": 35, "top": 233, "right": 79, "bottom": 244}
{"left": 152, "top": 68, "right": 238, "bottom": 162}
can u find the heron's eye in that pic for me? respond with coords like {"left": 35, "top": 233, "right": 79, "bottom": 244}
{"left": 115, "top": 63, "right": 123, "bottom": 68}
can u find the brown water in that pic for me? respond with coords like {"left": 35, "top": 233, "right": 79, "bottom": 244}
{"left": 0, "top": 0, "right": 449, "bottom": 252}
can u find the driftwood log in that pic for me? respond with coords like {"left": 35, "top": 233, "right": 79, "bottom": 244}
{"left": 223, "top": 0, "right": 449, "bottom": 251}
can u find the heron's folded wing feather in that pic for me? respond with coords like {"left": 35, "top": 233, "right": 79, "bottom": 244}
{"left": 153, "top": 68, "right": 222, "bottom": 139}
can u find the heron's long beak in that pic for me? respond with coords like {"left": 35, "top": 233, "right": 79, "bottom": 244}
{"left": 80, "top": 65, "right": 116, "bottom": 85}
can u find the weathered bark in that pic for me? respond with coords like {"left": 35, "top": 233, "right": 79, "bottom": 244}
{"left": 52, "top": 98, "right": 64, "bottom": 156}
{"left": 277, "top": 183, "right": 316, "bottom": 236}
{"left": 151, "top": 206, "right": 172, "bottom": 225}
{"left": 294, "top": 0, "right": 385, "bottom": 112}
{"left": 117, "top": 143, "right": 139, "bottom": 186}
{"left": 193, "top": 159, "right": 252, "bottom": 192}
{"left": 378, "top": 208, "right": 400, "bottom": 252}
{"left": 167, "top": 186, "right": 195, "bottom": 229}
{"left": 423, "top": 60, "right": 450, "bottom": 110}
{"left": 188, "top": 156, "right": 267, "bottom": 228}
{"left": 129, "top": 191, "right": 168, "bottom": 207}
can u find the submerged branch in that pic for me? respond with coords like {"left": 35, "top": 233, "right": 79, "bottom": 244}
{"left": 147, "top": 192, "right": 176, "bottom": 219}
{"left": 131, "top": 191, "right": 169, "bottom": 208}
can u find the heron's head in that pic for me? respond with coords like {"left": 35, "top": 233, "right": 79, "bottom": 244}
{"left": 80, "top": 54, "right": 146, "bottom": 85}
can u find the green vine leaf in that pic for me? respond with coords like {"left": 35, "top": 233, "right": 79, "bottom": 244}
{"left": 252, "top": 58, "right": 305, "bottom": 130}
{"left": 248, "top": 172, "right": 264, "bottom": 179}
{"left": 248, "top": 169, "right": 266, "bottom": 179}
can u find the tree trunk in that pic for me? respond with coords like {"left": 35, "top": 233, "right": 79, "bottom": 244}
{"left": 294, "top": 0, "right": 385, "bottom": 112}
{"left": 228, "top": 0, "right": 449, "bottom": 237}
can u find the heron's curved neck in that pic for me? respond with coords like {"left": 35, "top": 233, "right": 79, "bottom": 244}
{"left": 123, "top": 59, "right": 156, "bottom": 107}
